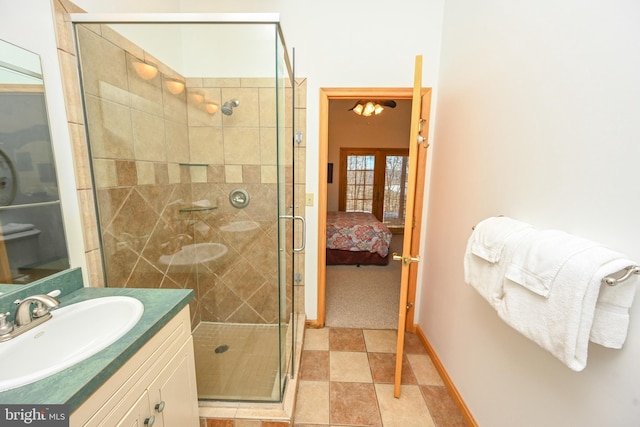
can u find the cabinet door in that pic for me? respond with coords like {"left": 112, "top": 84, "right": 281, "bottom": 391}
{"left": 148, "top": 337, "right": 199, "bottom": 427}
{"left": 113, "top": 390, "right": 151, "bottom": 427}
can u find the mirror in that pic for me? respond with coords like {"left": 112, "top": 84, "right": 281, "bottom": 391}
{"left": 0, "top": 39, "right": 69, "bottom": 290}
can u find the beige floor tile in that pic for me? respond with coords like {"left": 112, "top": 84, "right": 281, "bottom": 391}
{"left": 375, "top": 383, "right": 435, "bottom": 427}
{"left": 407, "top": 353, "right": 444, "bottom": 386}
{"left": 330, "top": 351, "right": 373, "bottom": 383}
{"left": 303, "top": 327, "right": 329, "bottom": 351}
{"left": 293, "top": 380, "right": 330, "bottom": 425}
{"left": 363, "top": 329, "right": 397, "bottom": 353}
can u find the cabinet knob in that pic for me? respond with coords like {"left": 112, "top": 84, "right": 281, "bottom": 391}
{"left": 155, "top": 401, "right": 165, "bottom": 413}
{"left": 144, "top": 415, "right": 155, "bottom": 426}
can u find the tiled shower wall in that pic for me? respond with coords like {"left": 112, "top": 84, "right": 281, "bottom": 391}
{"left": 53, "top": 0, "right": 307, "bottom": 327}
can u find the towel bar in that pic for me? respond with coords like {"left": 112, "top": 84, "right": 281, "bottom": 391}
{"left": 602, "top": 266, "right": 640, "bottom": 286}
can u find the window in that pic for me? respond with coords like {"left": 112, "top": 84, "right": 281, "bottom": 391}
{"left": 339, "top": 148, "right": 409, "bottom": 229}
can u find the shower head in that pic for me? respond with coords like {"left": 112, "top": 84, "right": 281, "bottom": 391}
{"left": 221, "top": 99, "right": 240, "bottom": 115}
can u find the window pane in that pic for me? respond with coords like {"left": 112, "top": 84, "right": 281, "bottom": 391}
{"left": 345, "top": 154, "right": 374, "bottom": 213}
{"left": 383, "top": 155, "right": 409, "bottom": 227}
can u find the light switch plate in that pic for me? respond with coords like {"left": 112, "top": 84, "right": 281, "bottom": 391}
{"left": 305, "top": 193, "right": 314, "bottom": 206}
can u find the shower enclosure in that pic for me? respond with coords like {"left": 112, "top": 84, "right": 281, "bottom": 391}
{"left": 72, "top": 14, "right": 299, "bottom": 403}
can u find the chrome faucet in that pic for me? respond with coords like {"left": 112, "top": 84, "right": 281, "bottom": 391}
{"left": 14, "top": 294, "right": 60, "bottom": 327}
{"left": 0, "top": 292, "right": 60, "bottom": 342}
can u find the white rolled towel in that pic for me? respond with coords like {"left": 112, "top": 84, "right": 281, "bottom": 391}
{"left": 590, "top": 261, "right": 639, "bottom": 349}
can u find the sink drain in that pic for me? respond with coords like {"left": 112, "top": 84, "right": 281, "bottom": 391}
{"left": 215, "top": 344, "right": 229, "bottom": 354}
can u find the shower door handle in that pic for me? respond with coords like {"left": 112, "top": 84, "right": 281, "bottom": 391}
{"left": 280, "top": 215, "right": 306, "bottom": 252}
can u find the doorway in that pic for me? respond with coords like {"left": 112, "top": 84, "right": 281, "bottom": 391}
{"left": 316, "top": 87, "right": 429, "bottom": 330}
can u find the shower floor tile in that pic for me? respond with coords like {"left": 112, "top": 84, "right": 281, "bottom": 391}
{"left": 193, "top": 322, "right": 282, "bottom": 401}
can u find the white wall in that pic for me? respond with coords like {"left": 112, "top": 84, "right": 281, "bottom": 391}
{"left": 424, "top": 1, "right": 640, "bottom": 425}
{"left": 0, "top": 0, "right": 87, "bottom": 282}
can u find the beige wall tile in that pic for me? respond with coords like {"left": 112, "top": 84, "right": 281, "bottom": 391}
{"left": 165, "top": 121, "right": 190, "bottom": 163}
{"left": 92, "top": 158, "right": 117, "bottom": 188}
{"left": 261, "top": 165, "right": 277, "bottom": 184}
{"left": 84, "top": 95, "right": 134, "bottom": 159}
{"left": 136, "top": 161, "right": 155, "bottom": 185}
{"left": 189, "top": 126, "right": 224, "bottom": 164}
{"left": 223, "top": 127, "right": 261, "bottom": 165}
{"left": 241, "top": 77, "right": 275, "bottom": 88}
{"left": 69, "top": 123, "right": 91, "bottom": 189}
{"left": 168, "top": 163, "right": 181, "bottom": 184}
{"left": 259, "top": 87, "right": 277, "bottom": 127}
{"left": 85, "top": 249, "right": 105, "bottom": 287}
{"left": 132, "top": 110, "right": 166, "bottom": 161}
{"left": 203, "top": 77, "right": 241, "bottom": 87}
{"left": 76, "top": 25, "right": 129, "bottom": 105}
{"left": 220, "top": 88, "right": 260, "bottom": 128}
{"left": 190, "top": 166, "right": 207, "bottom": 183}
{"left": 225, "top": 165, "right": 243, "bottom": 183}
{"left": 259, "top": 128, "right": 277, "bottom": 165}
{"left": 78, "top": 189, "right": 100, "bottom": 251}
{"left": 58, "top": 50, "right": 84, "bottom": 125}
{"left": 101, "top": 25, "right": 144, "bottom": 59}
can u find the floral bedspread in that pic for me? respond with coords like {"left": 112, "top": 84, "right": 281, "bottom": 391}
{"left": 326, "top": 211, "right": 393, "bottom": 257}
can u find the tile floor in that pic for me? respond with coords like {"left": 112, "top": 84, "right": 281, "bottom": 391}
{"left": 293, "top": 327, "right": 467, "bottom": 427}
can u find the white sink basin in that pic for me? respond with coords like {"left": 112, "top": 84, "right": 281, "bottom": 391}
{"left": 158, "top": 242, "right": 228, "bottom": 267}
{"left": 0, "top": 296, "right": 143, "bottom": 392}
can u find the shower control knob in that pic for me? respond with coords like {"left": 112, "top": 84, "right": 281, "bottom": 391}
{"left": 155, "top": 401, "right": 165, "bottom": 413}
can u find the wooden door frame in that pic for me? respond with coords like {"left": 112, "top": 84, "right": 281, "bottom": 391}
{"left": 316, "top": 87, "right": 431, "bottom": 330}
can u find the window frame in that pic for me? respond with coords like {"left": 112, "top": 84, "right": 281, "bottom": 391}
{"left": 338, "top": 147, "right": 410, "bottom": 227}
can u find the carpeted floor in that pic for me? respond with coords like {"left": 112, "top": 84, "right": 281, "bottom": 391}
{"left": 325, "top": 235, "right": 403, "bottom": 329}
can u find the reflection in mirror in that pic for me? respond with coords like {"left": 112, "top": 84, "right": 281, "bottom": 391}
{"left": 0, "top": 39, "right": 69, "bottom": 287}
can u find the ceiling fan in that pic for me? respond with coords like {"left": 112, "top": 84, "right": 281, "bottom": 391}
{"left": 349, "top": 100, "right": 397, "bottom": 116}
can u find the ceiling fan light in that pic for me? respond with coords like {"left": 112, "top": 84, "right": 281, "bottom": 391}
{"left": 363, "top": 101, "right": 376, "bottom": 116}
{"left": 352, "top": 103, "right": 364, "bottom": 115}
{"left": 374, "top": 103, "right": 384, "bottom": 115}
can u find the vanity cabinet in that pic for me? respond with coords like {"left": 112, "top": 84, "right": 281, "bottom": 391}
{"left": 70, "top": 305, "right": 199, "bottom": 427}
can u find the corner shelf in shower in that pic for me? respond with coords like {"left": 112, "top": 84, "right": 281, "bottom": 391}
{"left": 179, "top": 206, "right": 218, "bottom": 213}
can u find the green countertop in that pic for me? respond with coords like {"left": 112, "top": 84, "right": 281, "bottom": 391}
{"left": 0, "top": 273, "right": 193, "bottom": 412}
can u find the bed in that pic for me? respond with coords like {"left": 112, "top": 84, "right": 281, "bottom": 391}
{"left": 326, "top": 211, "right": 393, "bottom": 266}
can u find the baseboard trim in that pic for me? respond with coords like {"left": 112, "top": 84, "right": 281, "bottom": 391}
{"left": 306, "top": 319, "right": 323, "bottom": 328}
{"left": 415, "top": 325, "right": 477, "bottom": 427}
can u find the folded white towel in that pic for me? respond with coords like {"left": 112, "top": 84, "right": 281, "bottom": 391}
{"left": 498, "top": 245, "right": 632, "bottom": 371}
{"left": 464, "top": 217, "right": 533, "bottom": 306}
{"left": 590, "top": 261, "right": 639, "bottom": 349}
{"left": 504, "top": 229, "right": 598, "bottom": 298}
{"left": 468, "top": 216, "right": 533, "bottom": 263}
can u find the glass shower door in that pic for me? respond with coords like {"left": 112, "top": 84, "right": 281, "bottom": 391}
{"left": 73, "top": 16, "right": 297, "bottom": 403}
